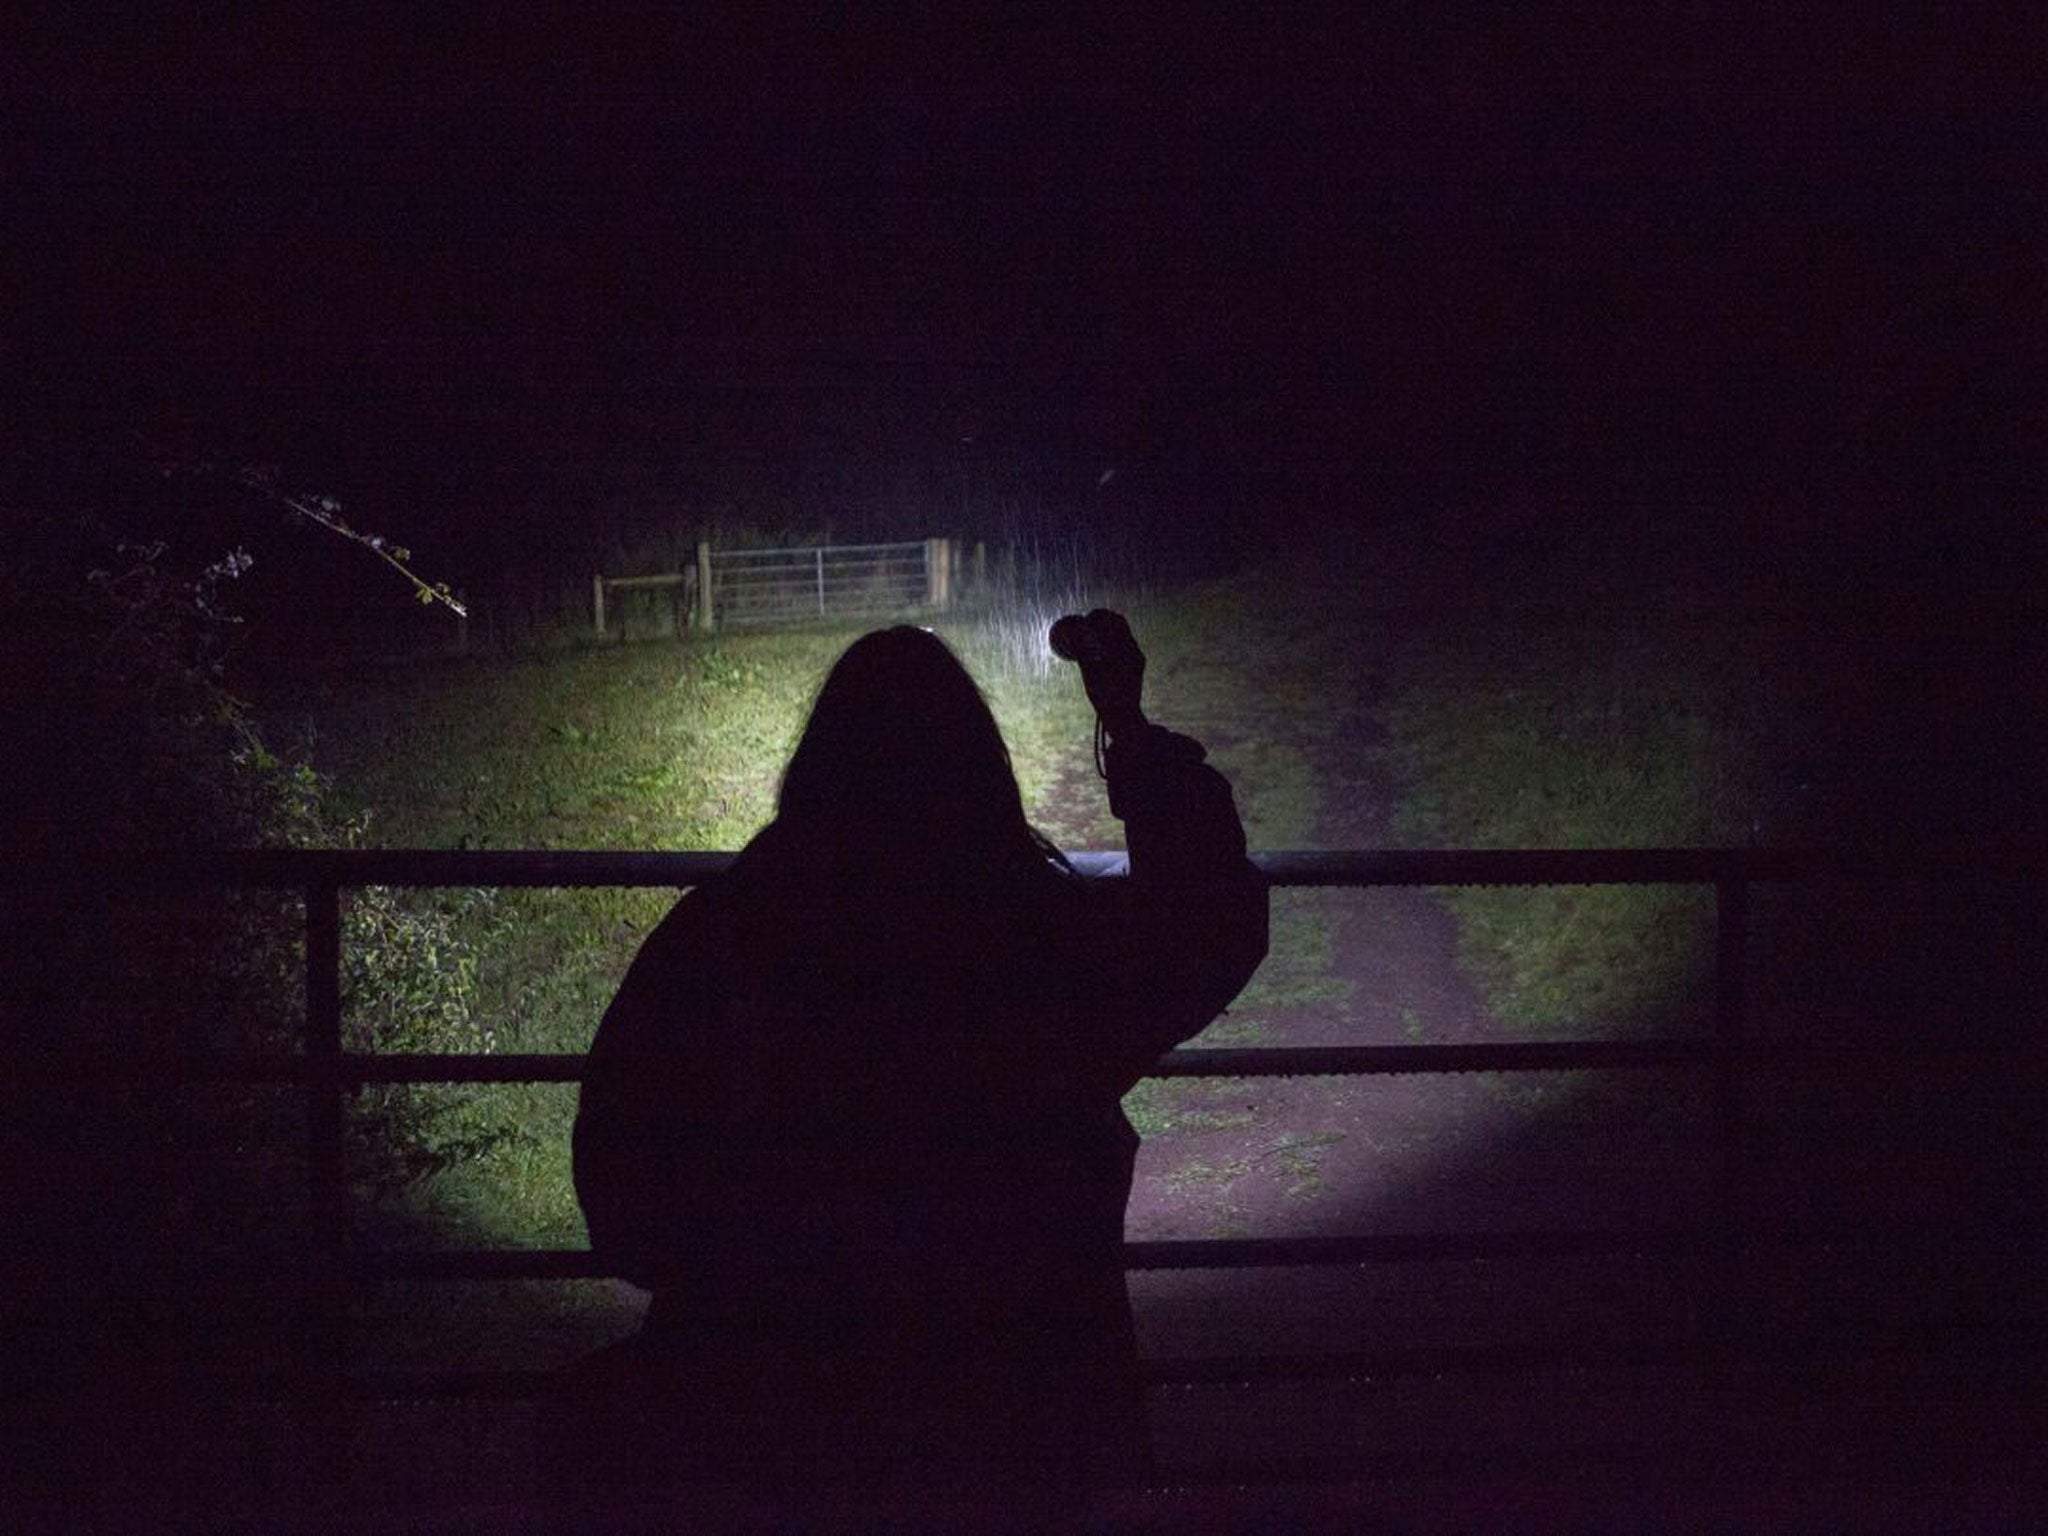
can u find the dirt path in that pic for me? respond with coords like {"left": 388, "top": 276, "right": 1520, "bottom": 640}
{"left": 1109, "top": 643, "right": 1715, "bottom": 1469}
{"left": 1124, "top": 699, "right": 1489, "bottom": 1242}
{"left": 1118, "top": 697, "right": 1589, "bottom": 1253}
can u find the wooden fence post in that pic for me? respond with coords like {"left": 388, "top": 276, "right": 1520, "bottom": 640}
{"left": 696, "top": 543, "right": 715, "bottom": 631}
{"left": 592, "top": 576, "right": 607, "bottom": 643}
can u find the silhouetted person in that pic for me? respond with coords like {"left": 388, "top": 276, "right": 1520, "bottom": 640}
{"left": 554, "top": 616, "right": 1265, "bottom": 1504}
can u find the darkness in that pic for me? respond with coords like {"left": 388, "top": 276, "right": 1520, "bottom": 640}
{"left": 5, "top": 7, "right": 2043, "bottom": 1519}
{"left": 9, "top": 9, "right": 2037, "bottom": 600}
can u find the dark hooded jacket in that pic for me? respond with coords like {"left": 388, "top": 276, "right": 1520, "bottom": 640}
{"left": 570, "top": 721, "right": 1265, "bottom": 1486}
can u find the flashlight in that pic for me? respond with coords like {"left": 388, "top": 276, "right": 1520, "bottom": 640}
{"left": 1049, "top": 611, "right": 1116, "bottom": 664}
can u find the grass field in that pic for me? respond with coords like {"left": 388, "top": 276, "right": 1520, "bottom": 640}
{"left": 223, "top": 530, "right": 2043, "bottom": 1306}
{"left": 245, "top": 555, "right": 1890, "bottom": 1259}
{"left": 267, "top": 578, "right": 1345, "bottom": 1241}
{"left": 24, "top": 531, "right": 2028, "bottom": 1513}
{"left": 1380, "top": 615, "right": 1767, "bottom": 1031}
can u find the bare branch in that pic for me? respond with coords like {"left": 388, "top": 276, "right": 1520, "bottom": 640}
{"left": 252, "top": 477, "right": 469, "bottom": 618}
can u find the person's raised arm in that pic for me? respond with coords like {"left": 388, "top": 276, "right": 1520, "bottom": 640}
{"left": 1053, "top": 611, "right": 1268, "bottom": 1081}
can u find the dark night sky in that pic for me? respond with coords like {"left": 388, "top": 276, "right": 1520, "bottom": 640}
{"left": 8, "top": 8, "right": 2038, "bottom": 579}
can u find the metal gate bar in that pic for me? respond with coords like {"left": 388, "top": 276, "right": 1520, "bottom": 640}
{"left": 4, "top": 845, "right": 2036, "bottom": 1408}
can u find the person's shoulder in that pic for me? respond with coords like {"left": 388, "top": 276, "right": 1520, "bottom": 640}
{"left": 627, "top": 870, "right": 738, "bottom": 973}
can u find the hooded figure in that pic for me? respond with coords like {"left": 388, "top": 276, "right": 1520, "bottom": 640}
{"left": 561, "top": 619, "right": 1265, "bottom": 1496}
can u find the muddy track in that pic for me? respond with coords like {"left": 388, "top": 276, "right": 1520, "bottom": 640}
{"left": 1114, "top": 647, "right": 1716, "bottom": 1455}
{"left": 1123, "top": 694, "right": 1555, "bottom": 1251}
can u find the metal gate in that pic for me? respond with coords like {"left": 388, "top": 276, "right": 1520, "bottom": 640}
{"left": 701, "top": 538, "right": 958, "bottom": 629}
{"left": 7, "top": 845, "right": 2039, "bottom": 1509}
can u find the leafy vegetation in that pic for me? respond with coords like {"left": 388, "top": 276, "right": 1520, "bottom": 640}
{"left": 6, "top": 508, "right": 508, "bottom": 1228}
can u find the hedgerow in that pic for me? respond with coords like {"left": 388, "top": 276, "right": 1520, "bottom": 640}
{"left": 6, "top": 489, "right": 501, "bottom": 1211}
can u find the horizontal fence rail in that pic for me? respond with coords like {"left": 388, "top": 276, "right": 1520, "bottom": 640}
{"left": 7, "top": 844, "right": 2038, "bottom": 1413}
{"left": 18, "top": 843, "right": 2042, "bottom": 890}
{"left": 593, "top": 539, "right": 968, "bottom": 637}
{"left": 7, "top": 1035, "right": 2009, "bottom": 1088}
{"left": 705, "top": 537, "right": 957, "bottom": 628}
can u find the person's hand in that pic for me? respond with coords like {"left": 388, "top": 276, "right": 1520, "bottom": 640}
{"left": 1053, "top": 609, "right": 1146, "bottom": 736}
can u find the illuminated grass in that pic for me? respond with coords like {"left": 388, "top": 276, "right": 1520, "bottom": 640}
{"left": 1162, "top": 1155, "right": 1253, "bottom": 1195}
{"left": 1124, "top": 1078, "right": 1264, "bottom": 1139}
{"left": 1380, "top": 620, "right": 1765, "bottom": 1032}
{"left": 293, "top": 575, "right": 1343, "bottom": 1250}
{"left": 294, "top": 570, "right": 1800, "bottom": 1249}
{"left": 1227, "top": 892, "right": 1352, "bottom": 1014}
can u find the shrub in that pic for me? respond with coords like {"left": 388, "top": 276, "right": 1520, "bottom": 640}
{"left": 6, "top": 504, "right": 503, "bottom": 1207}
